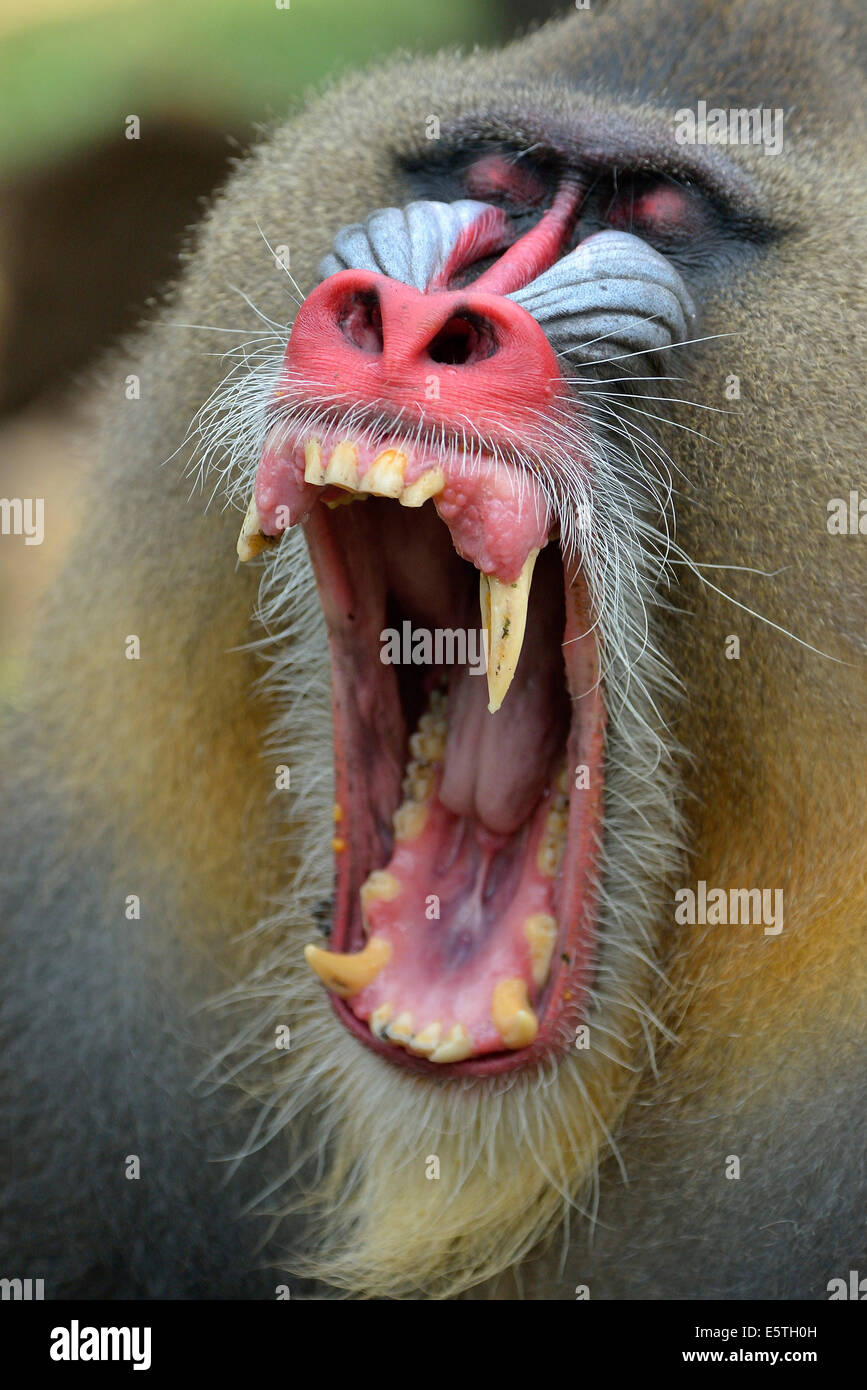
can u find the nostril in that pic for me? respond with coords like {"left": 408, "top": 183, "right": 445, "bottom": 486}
{"left": 338, "top": 289, "right": 384, "bottom": 353}
{"left": 427, "top": 312, "right": 498, "bottom": 366}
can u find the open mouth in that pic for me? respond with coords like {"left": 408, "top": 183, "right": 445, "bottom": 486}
{"left": 220, "top": 178, "right": 697, "bottom": 1076}
{"left": 240, "top": 416, "right": 606, "bottom": 1075}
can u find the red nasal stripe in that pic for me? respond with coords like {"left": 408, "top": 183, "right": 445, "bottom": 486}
{"left": 430, "top": 204, "right": 513, "bottom": 290}
{"left": 472, "top": 183, "right": 583, "bottom": 296}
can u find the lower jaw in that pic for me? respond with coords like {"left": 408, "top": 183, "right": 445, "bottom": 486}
{"left": 303, "top": 493, "right": 606, "bottom": 1077}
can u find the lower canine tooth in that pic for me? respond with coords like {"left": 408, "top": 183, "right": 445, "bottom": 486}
{"left": 236, "top": 495, "right": 277, "bottom": 562}
{"left": 480, "top": 549, "right": 539, "bottom": 714}
{"left": 304, "top": 936, "right": 391, "bottom": 997}
{"left": 491, "top": 978, "right": 538, "bottom": 1049}
{"left": 524, "top": 914, "right": 558, "bottom": 988}
{"left": 303, "top": 438, "right": 325, "bottom": 485}
{"left": 324, "top": 440, "right": 359, "bottom": 490}
{"left": 400, "top": 467, "right": 445, "bottom": 507}
{"left": 429, "top": 1024, "right": 473, "bottom": 1064}
{"left": 359, "top": 449, "right": 406, "bottom": 497}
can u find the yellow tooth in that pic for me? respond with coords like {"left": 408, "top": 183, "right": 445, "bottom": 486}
{"left": 524, "top": 914, "right": 558, "bottom": 988}
{"left": 537, "top": 804, "right": 568, "bottom": 878}
{"left": 303, "top": 438, "right": 326, "bottom": 485}
{"left": 491, "top": 978, "right": 539, "bottom": 1049}
{"left": 360, "top": 870, "right": 401, "bottom": 915}
{"left": 236, "top": 495, "right": 277, "bottom": 562}
{"left": 304, "top": 936, "right": 391, "bottom": 997}
{"left": 409, "top": 728, "right": 446, "bottom": 762}
{"left": 323, "top": 492, "right": 366, "bottom": 509}
{"left": 419, "top": 710, "right": 447, "bottom": 736}
{"left": 386, "top": 1010, "right": 414, "bottom": 1043}
{"left": 400, "top": 467, "right": 445, "bottom": 507}
{"left": 429, "top": 1024, "right": 473, "bottom": 1064}
{"left": 480, "top": 548, "right": 539, "bottom": 714}
{"left": 545, "top": 808, "right": 569, "bottom": 841}
{"left": 370, "top": 1003, "right": 393, "bottom": 1039}
{"left": 537, "top": 840, "right": 564, "bottom": 878}
{"left": 324, "top": 441, "right": 359, "bottom": 491}
{"left": 408, "top": 1021, "right": 442, "bottom": 1056}
{"left": 401, "top": 760, "right": 436, "bottom": 803}
{"left": 393, "top": 801, "right": 428, "bottom": 841}
{"left": 359, "top": 449, "right": 406, "bottom": 497}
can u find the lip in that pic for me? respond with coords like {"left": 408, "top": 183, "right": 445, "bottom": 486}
{"left": 270, "top": 420, "right": 607, "bottom": 1076}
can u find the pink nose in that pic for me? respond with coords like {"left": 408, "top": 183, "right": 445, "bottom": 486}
{"left": 281, "top": 269, "right": 561, "bottom": 432}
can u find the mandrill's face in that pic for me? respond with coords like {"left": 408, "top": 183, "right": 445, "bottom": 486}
{"left": 235, "top": 176, "right": 697, "bottom": 1075}
{"left": 180, "top": 0, "right": 864, "bottom": 1296}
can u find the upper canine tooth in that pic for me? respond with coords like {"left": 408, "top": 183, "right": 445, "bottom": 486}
{"left": 480, "top": 548, "right": 539, "bottom": 714}
{"left": 324, "top": 441, "right": 359, "bottom": 490}
{"left": 359, "top": 449, "right": 406, "bottom": 497}
{"left": 303, "top": 438, "right": 326, "bottom": 485}
{"left": 303, "top": 936, "right": 391, "bottom": 997}
{"left": 236, "top": 495, "right": 277, "bottom": 562}
{"left": 491, "top": 978, "right": 539, "bottom": 1049}
{"left": 400, "top": 467, "right": 445, "bottom": 507}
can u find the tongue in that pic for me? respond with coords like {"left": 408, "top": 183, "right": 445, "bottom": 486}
{"left": 440, "top": 545, "right": 570, "bottom": 835}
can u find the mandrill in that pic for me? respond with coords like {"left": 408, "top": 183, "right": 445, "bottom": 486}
{"left": 1, "top": 0, "right": 865, "bottom": 1301}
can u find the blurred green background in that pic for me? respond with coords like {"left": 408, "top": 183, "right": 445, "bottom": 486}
{"left": 1, "top": 0, "right": 505, "bottom": 176}
{"left": 0, "top": 0, "right": 566, "bottom": 691}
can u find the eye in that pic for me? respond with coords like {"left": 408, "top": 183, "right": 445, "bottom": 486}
{"left": 464, "top": 153, "right": 548, "bottom": 210}
{"left": 596, "top": 175, "right": 712, "bottom": 245}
